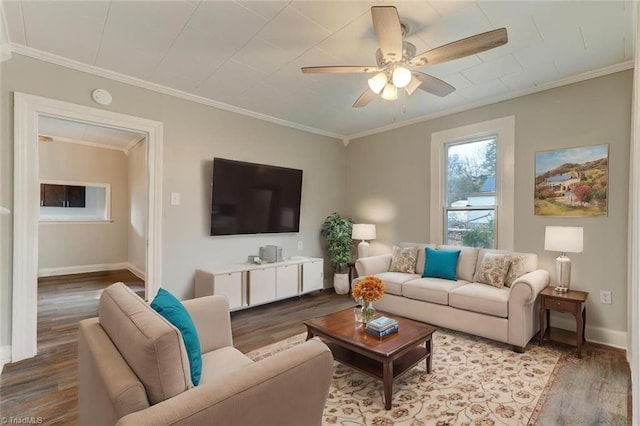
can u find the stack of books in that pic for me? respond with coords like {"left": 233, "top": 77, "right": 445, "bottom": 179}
{"left": 365, "top": 316, "right": 399, "bottom": 338}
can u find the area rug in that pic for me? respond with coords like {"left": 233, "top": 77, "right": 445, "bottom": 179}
{"left": 246, "top": 329, "right": 563, "bottom": 426}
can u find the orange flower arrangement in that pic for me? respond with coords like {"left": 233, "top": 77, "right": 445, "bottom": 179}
{"left": 352, "top": 275, "right": 385, "bottom": 302}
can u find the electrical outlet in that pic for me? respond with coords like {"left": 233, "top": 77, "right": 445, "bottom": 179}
{"left": 600, "top": 290, "right": 612, "bottom": 304}
{"left": 297, "top": 241, "right": 303, "bottom": 251}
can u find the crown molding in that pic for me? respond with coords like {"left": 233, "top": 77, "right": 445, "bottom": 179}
{"left": 125, "top": 135, "right": 146, "bottom": 154}
{"left": 10, "top": 43, "right": 345, "bottom": 141}
{"left": 39, "top": 134, "right": 128, "bottom": 153}
{"left": 346, "top": 60, "right": 635, "bottom": 141}
{"left": 9, "top": 44, "right": 632, "bottom": 145}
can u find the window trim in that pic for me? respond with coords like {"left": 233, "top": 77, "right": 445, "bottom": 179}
{"left": 39, "top": 179, "right": 112, "bottom": 222}
{"left": 430, "top": 116, "right": 515, "bottom": 250}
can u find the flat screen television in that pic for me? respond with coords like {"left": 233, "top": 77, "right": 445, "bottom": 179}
{"left": 210, "top": 158, "right": 303, "bottom": 236}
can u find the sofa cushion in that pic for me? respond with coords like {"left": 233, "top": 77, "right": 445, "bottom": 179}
{"left": 151, "top": 288, "right": 202, "bottom": 386}
{"left": 200, "top": 346, "right": 254, "bottom": 383}
{"left": 449, "top": 283, "right": 510, "bottom": 318}
{"left": 423, "top": 247, "right": 460, "bottom": 281}
{"left": 505, "top": 255, "right": 527, "bottom": 287}
{"left": 473, "top": 253, "right": 511, "bottom": 288}
{"left": 402, "top": 277, "right": 469, "bottom": 305}
{"left": 398, "top": 242, "right": 436, "bottom": 275}
{"left": 99, "top": 283, "right": 192, "bottom": 405}
{"left": 374, "top": 272, "right": 421, "bottom": 295}
{"left": 437, "top": 245, "right": 479, "bottom": 282}
{"left": 389, "top": 245, "right": 419, "bottom": 273}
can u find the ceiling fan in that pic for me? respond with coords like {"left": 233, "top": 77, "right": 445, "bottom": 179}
{"left": 301, "top": 6, "right": 508, "bottom": 108}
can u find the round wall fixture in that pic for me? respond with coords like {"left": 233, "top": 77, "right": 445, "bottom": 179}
{"left": 91, "top": 88, "right": 112, "bottom": 106}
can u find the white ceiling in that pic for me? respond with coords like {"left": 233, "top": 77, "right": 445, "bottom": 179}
{"left": 3, "top": 1, "right": 635, "bottom": 139}
{"left": 39, "top": 116, "right": 144, "bottom": 150}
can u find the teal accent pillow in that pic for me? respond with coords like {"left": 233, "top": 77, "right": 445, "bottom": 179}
{"left": 422, "top": 247, "right": 461, "bottom": 281}
{"left": 151, "top": 288, "right": 202, "bottom": 386}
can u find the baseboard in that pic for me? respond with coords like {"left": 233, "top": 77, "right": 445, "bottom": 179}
{"left": 552, "top": 316, "right": 628, "bottom": 351}
{"left": 38, "top": 262, "right": 129, "bottom": 277}
{"left": 1, "top": 345, "right": 11, "bottom": 374}
{"left": 127, "top": 263, "right": 146, "bottom": 280}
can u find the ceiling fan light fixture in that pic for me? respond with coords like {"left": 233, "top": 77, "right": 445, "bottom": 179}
{"left": 367, "top": 72, "right": 388, "bottom": 94}
{"left": 405, "top": 75, "right": 422, "bottom": 95}
{"left": 381, "top": 83, "right": 398, "bottom": 101}
{"left": 392, "top": 65, "right": 412, "bottom": 88}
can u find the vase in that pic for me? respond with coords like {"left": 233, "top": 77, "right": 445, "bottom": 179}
{"left": 361, "top": 300, "right": 375, "bottom": 324}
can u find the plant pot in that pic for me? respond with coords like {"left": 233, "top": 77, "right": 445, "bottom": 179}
{"left": 333, "top": 273, "right": 350, "bottom": 295}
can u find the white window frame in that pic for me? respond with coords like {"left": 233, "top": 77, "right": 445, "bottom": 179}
{"left": 430, "top": 116, "right": 515, "bottom": 250}
{"left": 39, "top": 179, "right": 112, "bottom": 222}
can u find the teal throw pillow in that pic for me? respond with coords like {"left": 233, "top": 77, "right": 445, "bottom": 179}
{"left": 422, "top": 247, "right": 461, "bottom": 281}
{"left": 151, "top": 288, "right": 202, "bottom": 386}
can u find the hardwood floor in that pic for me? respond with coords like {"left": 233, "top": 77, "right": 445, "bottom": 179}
{"left": 0, "top": 271, "right": 631, "bottom": 425}
{"left": 0, "top": 270, "right": 144, "bottom": 425}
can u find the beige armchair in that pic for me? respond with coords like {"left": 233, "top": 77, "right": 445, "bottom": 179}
{"left": 78, "top": 283, "right": 333, "bottom": 426}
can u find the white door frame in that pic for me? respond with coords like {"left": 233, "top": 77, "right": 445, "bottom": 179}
{"left": 12, "top": 92, "right": 163, "bottom": 362}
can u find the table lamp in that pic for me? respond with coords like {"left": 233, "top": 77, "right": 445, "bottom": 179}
{"left": 352, "top": 224, "right": 376, "bottom": 258}
{"left": 544, "top": 226, "right": 583, "bottom": 292}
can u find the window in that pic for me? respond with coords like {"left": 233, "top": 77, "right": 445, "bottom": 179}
{"left": 39, "top": 179, "right": 111, "bottom": 222}
{"left": 445, "top": 137, "right": 497, "bottom": 248}
{"left": 430, "top": 116, "right": 515, "bottom": 250}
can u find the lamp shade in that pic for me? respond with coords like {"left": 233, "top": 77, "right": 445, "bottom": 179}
{"left": 367, "top": 72, "right": 388, "bottom": 94}
{"left": 352, "top": 224, "right": 376, "bottom": 241}
{"left": 405, "top": 76, "right": 422, "bottom": 95}
{"left": 380, "top": 83, "right": 397, "bottom": 101}
{"left": 544, "top": 226, "right": 583, "bottom": 253}
{"left": 392, "top": 65, "right": 412, "bottom": 88}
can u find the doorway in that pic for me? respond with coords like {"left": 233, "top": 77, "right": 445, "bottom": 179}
{"left": 38, "top": 116, "right": 146, "bottom": 279}
{"left": 12, "top": 92, "right": 163, "bottom": 362}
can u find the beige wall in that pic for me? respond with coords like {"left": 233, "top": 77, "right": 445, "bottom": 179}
{"left": 0, "top": 54, "right": 346, "bottom": 347}
{"left": 128, "top": 138, "right": 146, "bottom": 277}
{"left": 1, "top": 52, "right": 631, "bottom": 348}
{"left": 346, "top": 70, "right": 632, "bottom": 339}
{"left": 38, "top": 141, "right": 129, "bottom": 271}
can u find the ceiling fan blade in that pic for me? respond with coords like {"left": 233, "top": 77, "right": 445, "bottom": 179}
{"left": 371, "top": 6, "right": 403, "bottom": 61}
{"left": 411, "top": 28, "right": 508, "bottom": 67}
{"left": 353, "top": 89, "right": 376, "bottom": 108}
{"left": 301, "top": 66, "right": 380, "bottom": 74}
{"left": 413, "top": 72, "right": 455, "bottom": 97}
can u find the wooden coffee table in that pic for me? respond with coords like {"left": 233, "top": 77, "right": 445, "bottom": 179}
{"left": 304, "top": 308, "right": 436, "bottom": 410}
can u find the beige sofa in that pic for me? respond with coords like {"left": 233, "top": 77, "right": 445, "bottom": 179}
{"left": 78, "top": 283, "right": 333, "bottom": 426}
{"left": 355, "top": 243, "right": 550, "bottom": 352}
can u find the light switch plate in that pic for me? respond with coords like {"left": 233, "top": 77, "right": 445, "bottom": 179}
{"left": 170, "top": 192, "right": 181, "bottom": 206}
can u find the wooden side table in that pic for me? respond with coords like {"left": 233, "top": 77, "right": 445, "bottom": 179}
{"left": 538, "top": 286, "right": 589, "bottom": 357}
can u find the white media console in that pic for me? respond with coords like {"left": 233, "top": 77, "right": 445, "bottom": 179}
{"left": 195, "top": 257, "right": 324, "bottom": 310}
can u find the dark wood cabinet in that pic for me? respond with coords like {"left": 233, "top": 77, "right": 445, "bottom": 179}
{"left": 41, "top": 184, "right": 86, "bottom": 208}
{"left": 65, "top": 185, "right": 86, "bottom": 207}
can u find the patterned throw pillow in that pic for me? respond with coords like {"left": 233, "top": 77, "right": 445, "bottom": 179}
{"left": 474, "top": 253, "right": 512, "bottom": 288}
{"left": 389, "top": 245, "right": 418, "bottom": 273}
{"left": 504, "top": 255, "right": 527, "bottom": 287}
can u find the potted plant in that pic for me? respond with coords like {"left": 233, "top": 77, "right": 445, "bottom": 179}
{"left": 321, "top": 212, "right": 353, "bottom": 294}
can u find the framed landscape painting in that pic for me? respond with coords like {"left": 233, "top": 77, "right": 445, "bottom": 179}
{"left": 534, "top": 144, "right": 608, "bottom": 217}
